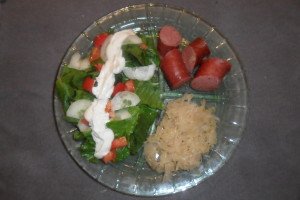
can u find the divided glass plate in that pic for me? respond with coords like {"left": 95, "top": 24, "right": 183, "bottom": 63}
{"left": 53, "top": 4, "right": 248, "bottom": 196}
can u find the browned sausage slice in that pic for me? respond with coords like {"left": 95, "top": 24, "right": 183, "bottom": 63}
{"left": 158, "top": 25, "right": 182, "bottom": 57}
{"left": 191, "top": 58, "right": 231, "bottom": 91}
{"left": 161, "top": 49, "right": 191, "bottom": 89}
{"left": 182, "top": 37, "right": 210, "bottom": 73}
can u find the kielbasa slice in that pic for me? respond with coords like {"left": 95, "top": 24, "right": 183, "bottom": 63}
{"left": 158, "top": 25, "right": 182, "bottom": 57}
{"left": 191, "top": 58, "right": 231, "bottom": 91}
{"left": 161, "top": 49, "right": 191, "bottom": 89}
{"left": 182, "top": 37, "right": 210, "bottom": 73}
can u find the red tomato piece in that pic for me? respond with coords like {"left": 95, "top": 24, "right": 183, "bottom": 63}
{"left": 102, "top": 150, "right": 116, "bottom": 164}
{"left": 125, "top": 80, "right": 135, "bottom": 92}
{"left": 82, "top": 77, "right": 95, "bottom": 93}
{"left": 93, "top": 33, "right": 109, "bottom": 47}
{"left": 89, "top": 47, "right": 100, "bottom": 62}
{"left": 112, "top": 82, "right": 126, "bottom": 97}
{"left": 111, "top": 137, "right": 128, "bottom": 149}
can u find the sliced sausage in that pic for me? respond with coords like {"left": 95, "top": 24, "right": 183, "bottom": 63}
{"left": 161, "top": 49, "right": 191, "bottom": 89}
{"left": 191, "top": 58, "right": 231, "bottom": 91}
{"left": 182, "top": 37, "right": 210, "bottom": 73}
{"left": 158, "top": 25, "right": 182, "bottom": 57}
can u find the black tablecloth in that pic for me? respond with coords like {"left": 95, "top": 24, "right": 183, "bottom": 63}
{"left": 1, "top": 0, "right": 299, "bottom": 199}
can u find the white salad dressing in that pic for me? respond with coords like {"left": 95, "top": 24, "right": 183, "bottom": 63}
{"left": 84, "top": 29, "right": 142, "bottom": 159}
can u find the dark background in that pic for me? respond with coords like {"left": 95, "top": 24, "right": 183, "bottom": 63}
{"left": 1, "top": 0, "right": 299, "bottom": 199}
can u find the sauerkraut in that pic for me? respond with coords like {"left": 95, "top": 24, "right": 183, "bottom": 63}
{"left": 144, "top": 94, "right": 217, "bottom": 180}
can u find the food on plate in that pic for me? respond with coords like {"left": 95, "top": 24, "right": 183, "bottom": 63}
{"left": 56, "top": 29, "right": 163, "bottom": 163}
{"left": 157, "top": 25, "right": 182, "bottom": 57}
{"left": 157, "top": 25, "right": 231, "bottom": 91}
{"left": 56, "top": 25, "right": 231, "bottom": 165}
{"left": 144, "top": 94, "right": 217, "bottom": 180}
{"left": 182, "top": 37, "right": 210, "bottom": 73}
{"left": 191, "top": 58, "right": 231, "bottom": 91}
{"left": 161, "top": 49, "right": 191, "bottom": 89}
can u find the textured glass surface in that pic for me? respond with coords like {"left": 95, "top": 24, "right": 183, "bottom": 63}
{"left": 54, "top": 4, "right": 248, "bottom": 196}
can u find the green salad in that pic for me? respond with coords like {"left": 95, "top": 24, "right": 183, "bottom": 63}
{"left": 56, "top": 30, "right": 163, "bottom": 164}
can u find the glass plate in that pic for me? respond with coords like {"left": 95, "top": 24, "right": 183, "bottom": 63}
{"left": 53, "top": 3, "right": 248, "bottom": 196}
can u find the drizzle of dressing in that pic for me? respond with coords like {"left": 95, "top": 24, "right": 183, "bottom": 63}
{"left": 84, "top": 29, "right": 141, "bottom": 158}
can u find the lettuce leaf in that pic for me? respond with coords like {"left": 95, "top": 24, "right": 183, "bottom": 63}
{"left": 74, "top": 131, "right": 100, "bottom": 164}
{"left": 128, "top": 105, "right": 159, "bottom": 155}
{"left": 134, "top": 80, "right": 163, "bottom": 109}
{"left": 106, "top": 104, "right": 159, "bottom": 155}
{"left": 115, "top": 147, "right": 130, "bottom": 162}
{"left": 74, "top": 90, "right": 95, "bottom": 101}
{"left": 55, "top": 78, "right": 75, "bottom": 111}
{"left": 106, "top": 106, "right": 140, "bottom": 138}
{"left": 122, "top": 42, "right": 160, "bottom": 68}
{"left": 56, "top": 67, "right": 98, "bottom": 111}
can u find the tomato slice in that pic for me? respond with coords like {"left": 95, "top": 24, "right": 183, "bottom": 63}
{"left": 82, "top": 77, "right": 95, "bottom": 93}
{"left": 102, "top": 150, "right": 116, "bottom": 164}
{"left": 125, "top": 80, "right": 135, "bottom": 92}
{"left": 93, "top": 33, "right": 109, "bottom": 47}
{"left": 111, "top": 137, "right": 128, "bottom": 149}
{"left": 112, "top": 82, "right": 126, "bottom": 97}
{"left": 89, "top": 47, "right": 100, "bottom": 62}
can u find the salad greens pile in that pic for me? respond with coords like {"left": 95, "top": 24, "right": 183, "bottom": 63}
{"left": 56, "top": 32, "right": 163, "bottom": 163}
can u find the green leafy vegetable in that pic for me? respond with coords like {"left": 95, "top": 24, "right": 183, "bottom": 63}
{"left": 75, "top": 131, "right": 99, "bottom": 164}
{"left": 73, "top": 131, "right": 85, "bottom": 141}
{"left": 115, "top": 147, "right": 130, "bottom": 162}
{"left": 55, "top": 78, "right": 75, "bottom": 111}
{"left": 139, "top": 34, "right": 156, "bottom": 49}
{"left": 115, "top": 73, "right": 129, "bottom": 83}
{"left": 64, "top": 116, "right": 79, "bottom": 125}
{"left": 129, "top": 105, "right": 159, "bottom": 155}
{"left": 134, "top": 80, "right": 163, "bottom": 109}
{"left": 106, "top": 106, "right": 140, "bottom": 138}
{"left": 56, "top": 66, "right": 99, "bottom": 111}
{"left": 143, "top": 47, "right": 160, "bottom": 67}
{"left": 74, "top": 90, "right": 94, "bottom": 101}
{"left": 61, "top": 67, "right": 87, "bottom": 88}
{"left": 106, "top": 104, "right": 160, "bottom": 155}
{"left": 122, "top": 41, "right": 160, "bottom": 68}
{"left": 122, "top": 44, "right": 144, "bottom": 64}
